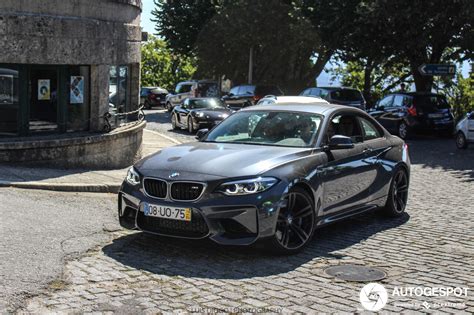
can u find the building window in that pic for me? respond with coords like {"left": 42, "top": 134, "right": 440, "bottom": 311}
{"left": 0, "top": 66, "right": 19, "bottom": 136}
{"left": 109, "top": 65, "right": 130, "bottom": 113}
{"left": 67, "top": 66, "right": 90, "bottom": 132}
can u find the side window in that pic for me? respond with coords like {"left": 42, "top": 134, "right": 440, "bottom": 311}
{"left": 403, "top": 96, "right": 413, "bottom": 107}
{"left": 175, "top": 83, "right": 182, "bottom": 94}
{"left": 393, "top": 95, "right": 404, "bottom": 107}
{"left": 319, "top": 89, "right": 329, "bottom": 98}
{"left": 311, "top": 88, "right": 320, "bottom": 96}
{"left": 140, "top": 89, "right": 148, "bottom": 97}
{"left": 178, "top": 84, "right": 192, "bottom": 94}
{"left": 229, "top": 86, "right": 239, "bottom": 95}
{"left": 327, "top": 114, "right": 364, "bottom": 144}
{"left": 302, "top": 89, "right": 310, "bottom": 96}
{"left": 378, "top": 96, "right": 394, "bottom": 108}
{"left": 242, "top": 86, "right": 254, "bottom": 95}
{"left": 359, "top": 117, "right": 382, "bottom": 141}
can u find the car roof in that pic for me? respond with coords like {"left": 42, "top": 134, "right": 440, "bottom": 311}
{"left": 241, "top": 102, "right": 362, "bottom": 115}
{"left": 389, "top": 92, "right": 444, "bottom": 97}
{"left": 260, "top": 96, "right": 329, "bottom": 104}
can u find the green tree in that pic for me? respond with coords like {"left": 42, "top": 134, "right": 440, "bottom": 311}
{"left": 435, "top": 71, "right": 474, "bottom": 119}
{"left": 304, "top": 0, "right": 473, "bottom": 93}
{"left": 331, "top": 59, "right": 412, "bottom": 106}
{"left": 152, "top": 0, "right": 333, "bottom": 92}
{"left": 141, "top": 36, "right": 196, "bottom": 90}
{"left": 152, "top": 0, "right": 219, "bottom": 56}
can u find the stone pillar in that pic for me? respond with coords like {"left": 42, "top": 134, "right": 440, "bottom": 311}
{"left": 90, "top": 65, "right": 112, "bottom": 132}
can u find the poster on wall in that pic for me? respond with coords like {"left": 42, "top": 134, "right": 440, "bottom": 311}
{"left": 0, "top": 75, "right": 14, "bottom": 104}
{"left": 38, "top": 79, "right": 51, "bottom": 101}
{"left": 70, "top": 76, "right": 84, "bottom": 104}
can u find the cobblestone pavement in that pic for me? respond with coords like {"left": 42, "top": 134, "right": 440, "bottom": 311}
{"left": 20, "top": 129, "right": 474, "bottom": 313}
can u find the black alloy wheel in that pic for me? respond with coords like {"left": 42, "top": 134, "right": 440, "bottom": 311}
{"left": 171, "top": 114, "right": 178, "bottom": 130}
{"left": 456, "top": 132, "right": 468, "bottom": 149}
{"left": 382, "top": 168, "right": 409, "bottom": 217}
{"left": 270, "top": 187, "right": 316, "bottom": 254}
{"left": 188, "top": 117, "right": 195, "bottom": 133}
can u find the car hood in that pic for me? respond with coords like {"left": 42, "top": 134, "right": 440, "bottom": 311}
{"left": 192, "top": 108, "right": 232, "bottom": 118}
{"left": 135, "top": 142, "right": 314, "bottom": 179}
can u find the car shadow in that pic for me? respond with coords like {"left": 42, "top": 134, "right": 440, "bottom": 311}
{"left": 407, "top": 136, "right": 474, "bottom": 182}
{"left": 102, "top": 211, "right": 409, "bottom": 280}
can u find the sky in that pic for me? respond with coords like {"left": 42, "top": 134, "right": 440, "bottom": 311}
{"left": 140, "top": 1, "right": 470, "bottom": 87}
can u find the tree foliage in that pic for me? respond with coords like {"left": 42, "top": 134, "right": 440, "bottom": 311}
{"left": 152, "top": 0, "right": 333, "bottom": 92}
{"left": 140, "top": 36, "right": 196, "bottom": 90}
{"left": 152, "top": 0, "right": 473, "bottom": 94}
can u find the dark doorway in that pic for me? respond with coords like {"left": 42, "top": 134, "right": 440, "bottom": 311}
{"left": 29, "top": 67, "right": 58, "bottom": 132}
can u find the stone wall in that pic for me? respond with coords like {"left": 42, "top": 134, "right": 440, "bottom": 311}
{"left": 0, "top": 122, "right": 146, "bottom": 169}
{"left": 0, "top": 0, "right": 141, "bottom": 65}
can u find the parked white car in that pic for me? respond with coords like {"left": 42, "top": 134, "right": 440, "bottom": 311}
{"left": 455, "top": 112, "right": 474, "bottom": 149}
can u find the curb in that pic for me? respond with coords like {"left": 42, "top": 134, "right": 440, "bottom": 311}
{"left": 0, "top": 129, "right": 182, "bottom": 194}
{"left": 0, "top": 181, "right": 120, "bottom": 193}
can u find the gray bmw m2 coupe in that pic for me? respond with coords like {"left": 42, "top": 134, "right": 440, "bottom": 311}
{"left": 118, "top": 101, "right": 410, "bottom": 254}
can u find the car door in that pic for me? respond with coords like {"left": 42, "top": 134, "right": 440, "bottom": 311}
{"left": 369, "top": 95, "right": 395, "bottom": 132}
{"left": 176, "top": 99, "right": 190, "bottom": 126}
{"left": 176, "top": 84, "right": 192, "bottom": 104}
{"left": 357, "top": 115, "right": 393, "bottom": 203}
{"left": 468, "top": 113, "right": 474, "bottom": 141}
{"left": 318, "top": 113, "right": 375, "bottom": 215}
{"left": 224, "top": 86, "right": 241, "bottom": 108}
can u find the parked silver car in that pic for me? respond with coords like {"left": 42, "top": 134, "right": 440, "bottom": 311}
{"left": 165, "top": 80, "right": 220, "bottom": 112}
{"left": 455, "top": 112, "right": 474, "bottom": 149}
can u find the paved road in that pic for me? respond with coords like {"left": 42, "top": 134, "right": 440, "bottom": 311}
{"left": 144, "top": 108, "right": 196, "bottom": 144}
{"left": 6, "top": 110, "right": 474, "bottom": 313}
{"left": 0, "top": 189, "right": 119, "bottom": 313}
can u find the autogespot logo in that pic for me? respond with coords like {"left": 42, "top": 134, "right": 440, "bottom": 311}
{"left": 360, "top": 283, "right": 388, "bottom": 311}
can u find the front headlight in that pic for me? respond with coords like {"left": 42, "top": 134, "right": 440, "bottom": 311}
{"left": 126, "top": 167, "right": 141, "bottom": 186}
{"left": 196, "top": 112, "right": 205, "bottom": 118}
{"left": 217, "top": 177, "right": 278, "bottom": 196}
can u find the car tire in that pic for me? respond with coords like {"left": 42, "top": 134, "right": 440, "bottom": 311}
{"left": 166, "top": 102, "right": 173, "bottom": 112}
{"left": 187, "top": 117, "right": 196, "bottom": 133}
{"left": 456, "top": 131, "right": 468, "bottom": 149}
{"left": 398, "top": 121, "right": 410, "bottom": 140}
{"left": 266, "top": 187, "right": 316, "bottom": 255}
{"left": 171, "top": 114, "right": 178, "bottom": 130}
{"left": 381, "top": 167, "right": 409, "bottom": 217}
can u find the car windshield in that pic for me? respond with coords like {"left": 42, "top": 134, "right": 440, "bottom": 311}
{"left": 330, "top": 89, "right": 363, "bottom": 102}
{"left": 205, "top": 111, "right": 323, "bottom": 147}
{"left": 414, "top": 95, "right": 449, "bottom": 111}
{"left": 189, "top": 98, "right": 226, "bottom": 109}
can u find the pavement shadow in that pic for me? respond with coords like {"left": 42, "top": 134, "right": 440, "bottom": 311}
{"left": 407, "top": 136, "right": 474, "bottom": 182}
{"left": 102, "top": 211, "right": 409, "bottom": 280}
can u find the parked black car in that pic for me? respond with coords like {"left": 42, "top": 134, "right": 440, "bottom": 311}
{"left": 171, "top": 98, "right": 232, "bottom": 133}
{"left": 368, "top": 92, "right": 454, "bottom": 139}
{"left": 119, "top": 102, "right": 410, "bottom": 254}
{"left": 140, "top": 87, "right": 168, "bottom": 109}
{"left": 300, "top": 87, "right": 366, "bottom": 110}
{"left": 222, "top": 84, "right": 283, "bottom": 109}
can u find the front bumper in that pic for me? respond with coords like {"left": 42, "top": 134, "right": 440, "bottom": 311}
{"left": 118, "top": 179, "right": 288, "bottom": 245}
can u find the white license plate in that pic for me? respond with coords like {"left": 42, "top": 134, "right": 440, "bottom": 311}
{"left": 143, "top": 203, "right": 191, "bottom": 221}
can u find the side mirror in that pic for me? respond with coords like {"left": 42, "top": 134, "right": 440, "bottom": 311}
{"left": 195, "top": 128, "right": 209, "bottom": 140}
{"left": 326, "top": 135, "right": 354, "bottom": 150}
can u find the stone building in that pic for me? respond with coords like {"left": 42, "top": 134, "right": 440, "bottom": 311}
{"left": 0, "top": 0, "right": 144, "bottom": 168}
